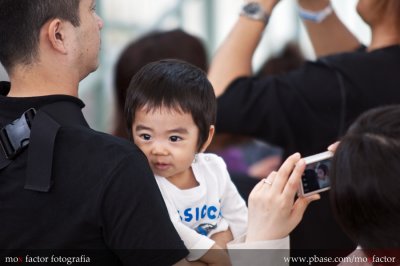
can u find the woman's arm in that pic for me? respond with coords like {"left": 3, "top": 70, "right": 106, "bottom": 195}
{"left": 246, "top": 153, "right": 319, "bottom": 241}
{"left": 225, "top": 153, "right": 320, "bottom": 266}
{"left": 208, "top": 0, "right": 280, "bottom": 97}
{"left": 298, "top": 0, "right": 360, "bottom": 57}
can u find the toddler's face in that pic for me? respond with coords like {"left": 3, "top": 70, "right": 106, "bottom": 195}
{"left": 131, "top": 106, "right": 199, "bottom": 182}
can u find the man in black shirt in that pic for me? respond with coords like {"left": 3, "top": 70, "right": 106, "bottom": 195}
{"left": 0, "top": 0, "right": 187, "bottom": 264}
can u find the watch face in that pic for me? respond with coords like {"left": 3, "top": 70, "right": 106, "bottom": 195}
{"left": 244, "top": 2, "right": 261, "bottom": 15}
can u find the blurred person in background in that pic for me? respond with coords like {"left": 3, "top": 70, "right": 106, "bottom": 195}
{"left": 208, "top": 42, "right": 305, "bottom": 201}
{"left": 208, "top": 0, "right": 400, "bottom": 257}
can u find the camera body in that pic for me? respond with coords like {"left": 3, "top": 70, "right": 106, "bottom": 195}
{"left": 298, "top": 151, "right": 333, "bottom": 197}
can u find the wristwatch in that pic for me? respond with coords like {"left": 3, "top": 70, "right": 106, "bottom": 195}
{"left": 240, "top": 2, "right": 270, "bottom": 24}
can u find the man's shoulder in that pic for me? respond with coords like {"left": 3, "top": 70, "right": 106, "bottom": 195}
{"left": 316, "top": 45, "right": 400, "bottom": 69}
{"left": 51, "top": 127, "right": 151, "bottom": 189}
{"left": 57, "top": 126, "right": 145, "bottom": 162}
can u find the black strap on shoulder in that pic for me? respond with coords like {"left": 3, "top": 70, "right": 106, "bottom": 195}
{"left": 0, "top": 108, "right": 36, "bottom": 170}
{"left": 24, "top": 101, "right": 88, "bottom": 192}
{"left": 0, "top": 154, "right": 11, "bottom": 170}
{"left": 0, "top": 100, "right": 88, "bottom": 192}
{"left": 24, "top": 110, "right": 60, "bottom": 192}
{"left": 0, "top": 144, "right": 11, "bottom": 171}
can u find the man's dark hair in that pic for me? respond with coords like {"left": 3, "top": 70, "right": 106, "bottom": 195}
{"left": 331, "top": 105, "right": 400, "bottom": 251}
{"left": 0, "top": 0, "right": 81, "bottom": 72}
{"left": 125, "top": 59, "right": 216, "bottom": 150}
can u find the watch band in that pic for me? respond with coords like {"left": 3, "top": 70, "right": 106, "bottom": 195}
{"left": 240, "top": 2, "right": 270, "bottom": 24}
{"left": 298, "top": 3, "right": 333, "bottom": 23}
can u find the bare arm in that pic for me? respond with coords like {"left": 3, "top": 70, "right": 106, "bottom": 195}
{"left": 208, "top": 0, "right": 279, "bottom": 97}
{"left": 173, "top": 244, "right": 231, "bottom": 266}
{"left": 173, "top": 259, "right": 207, "bottom": 266}
{"left": 198, "top": 244, "right": 231, "bottom": 266}
{"left": 298, "top": 0, "right": 360, "bottom": 57}
{"left": 210, "top": 228, "right": 234, "bottom": 249}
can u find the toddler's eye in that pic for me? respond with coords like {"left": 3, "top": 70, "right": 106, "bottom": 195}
{"left": 140, "top": 134, "right": 151, "bottom": 141}
{"left": 170, "top": 136, "right": 182, "bottom": 142}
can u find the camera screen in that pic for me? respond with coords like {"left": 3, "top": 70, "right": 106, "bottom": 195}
{"left": 301, "top": 158, "right": 332, "bottom": 194}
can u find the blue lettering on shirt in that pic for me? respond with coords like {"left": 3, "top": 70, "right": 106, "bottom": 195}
{"left": 184, "top": 208, "right": 193, "bottom": 222}
{"left": 201, "top": 205, "right": 207, "bottom": 219}
{"left": 181, "top": 204, "right": 221, "bottom": 223}
{"left": 196, "top": 207, "right": 199, "bottom": 221}
{"left": 208, "top": 206, "right": 217, "bottom": 219}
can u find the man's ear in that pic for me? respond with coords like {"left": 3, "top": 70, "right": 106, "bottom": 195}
{"left": 200, "top": 125, "right": 215, "bottom": 153}
{"left": 47, "top": 19, "right": 68, "bottom": 54}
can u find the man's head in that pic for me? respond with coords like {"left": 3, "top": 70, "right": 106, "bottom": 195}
{"left": 331, "top": 105, "right": 400, "bottom": 249}
{"left": 125, "top": 59, "right": 216, "bottom": 151}
{"left": 0, "top": 0, "right": 102, "bottom": 80}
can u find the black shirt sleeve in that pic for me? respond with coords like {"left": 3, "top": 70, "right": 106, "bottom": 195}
{"left": 100, "top": 151, "right": 188, "bottom": 265}
{"left": 216, "top": 61, "right": 344, "bottom": 157}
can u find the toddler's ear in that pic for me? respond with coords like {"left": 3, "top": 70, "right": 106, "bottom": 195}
{"left": 200, "top": 125, "right": 215, "bottom": 152}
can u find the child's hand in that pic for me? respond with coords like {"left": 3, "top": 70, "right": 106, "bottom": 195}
{"left": 210, "top": 228, "right": 233, "bottom": 249}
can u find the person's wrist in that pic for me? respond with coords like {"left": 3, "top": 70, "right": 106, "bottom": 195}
{"left": 244, "top": 0, "right": 279, "bottom": 15}
{"left": 254, "top": 0, "right": 276, "bottom": 15}
{"left": 246, "top": 229, "right": 286, "bottom": 242}
{"left": 240, "top": 2, "right": 272, "bottom": 25}
{"left": 298, "top": 1, "right": 333, "bottom": 23}
{"left": 297, "top": 0, "right": 330, "bottom": 11}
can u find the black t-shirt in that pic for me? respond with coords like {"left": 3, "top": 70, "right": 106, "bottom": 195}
{"left": 217, "top": 45, "right": 400, "bottom": 158}
{"left": 0, "top": 83, "right": 187, "bottom": 265}
{"left": 217, "top": 45, "right": 400, "bottom": 253}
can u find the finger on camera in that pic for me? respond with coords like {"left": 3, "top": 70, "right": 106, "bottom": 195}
{"left": 283, "top": 158, "right": 305, "bottom": 197}
{"left": 273, "top": 153, "right": 301, "bottom": 193}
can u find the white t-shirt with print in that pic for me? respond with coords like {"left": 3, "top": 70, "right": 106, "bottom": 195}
{"left": 155, "top": 153, "right": 248, "bottom": 261}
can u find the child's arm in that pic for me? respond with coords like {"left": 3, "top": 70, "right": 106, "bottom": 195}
{"left": 160, "top": 191, "right": 225, "bottom": 263}
{"left": 210, "top": 228, "right": 233, "bottom": 249}
{"left": 172, "top": 243, "right": 231, "bottom": 266}
{"left": 173, "top": 259, "right": 207, "bottom": 266}
{"left": 197, "top": 243, "right": 231, "bottom": 266}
